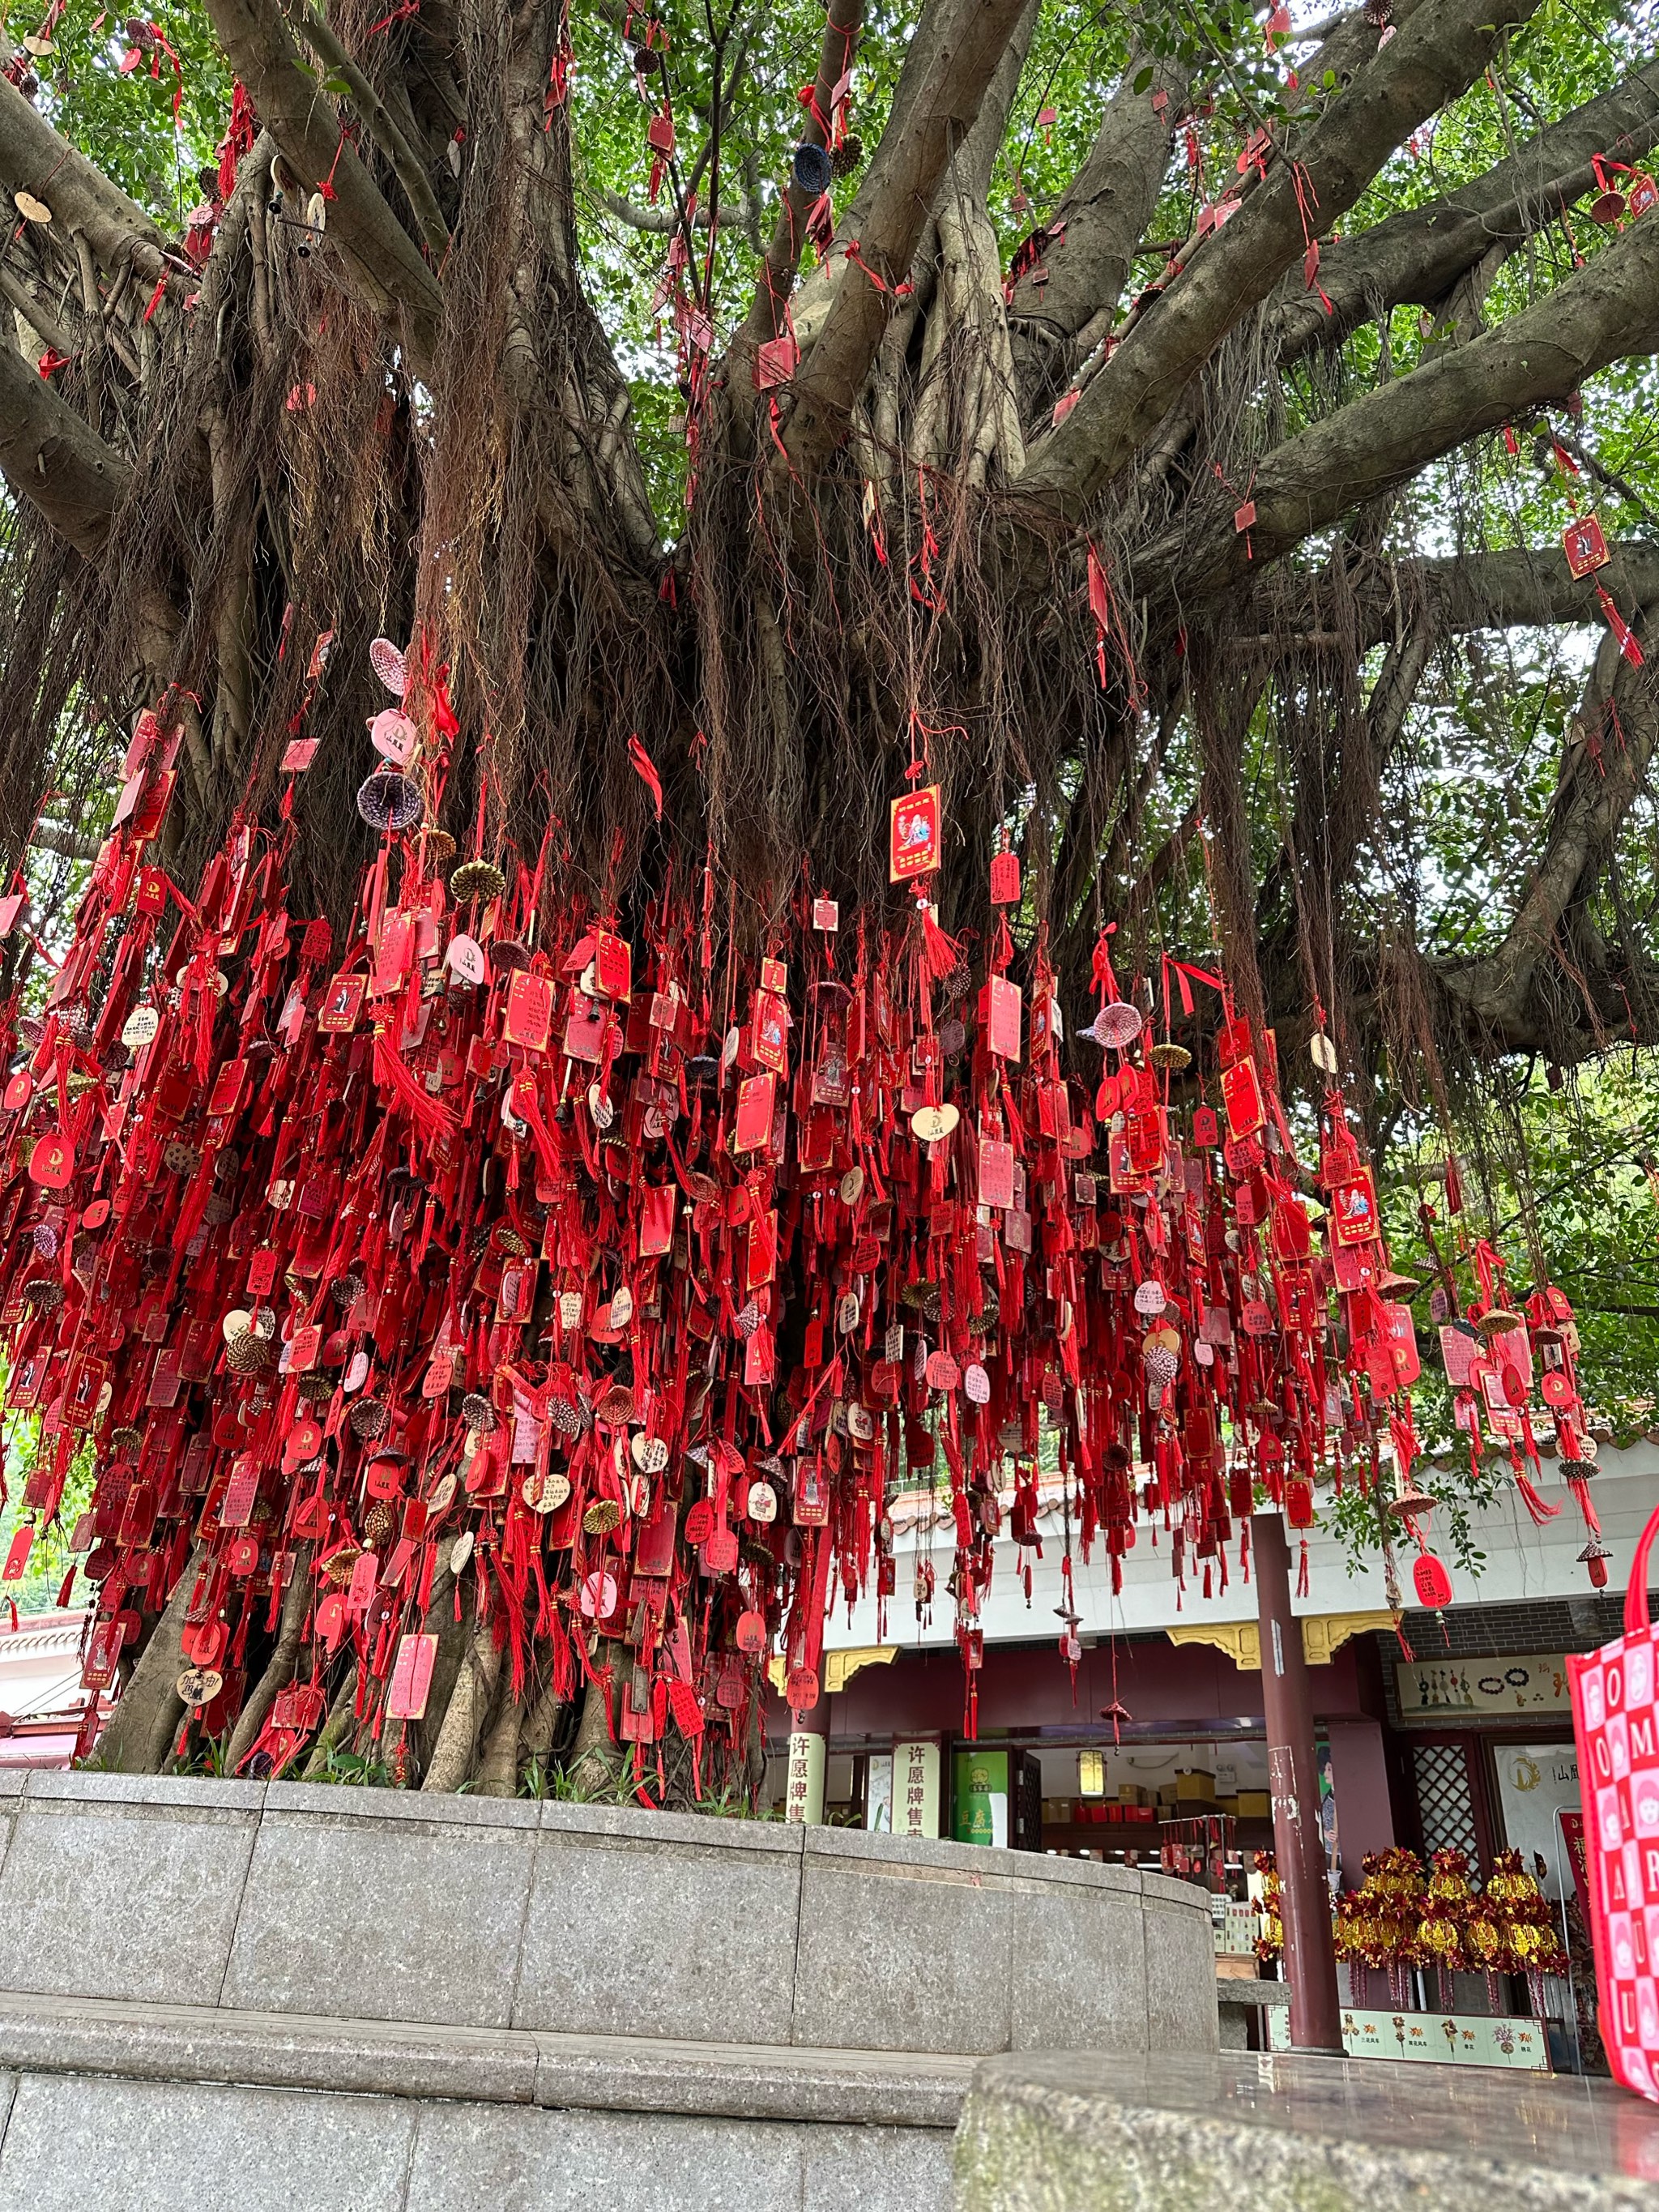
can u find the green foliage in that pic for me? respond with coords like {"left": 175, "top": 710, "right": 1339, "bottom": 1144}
{"left": 313, "top": 1743, "right": 395, "bottom": 1786}
{"left": 0, "top": 1406, "right": 95, "bottom": 1617}
{"left": 20, "top": 0, "right": 228, "bottom": 224}
{"left": 168, "top": 1728, "right": 234, "bottom": 1775}
{"left": 1387, "top": 1053, "right": 1659, "bottom": 1442}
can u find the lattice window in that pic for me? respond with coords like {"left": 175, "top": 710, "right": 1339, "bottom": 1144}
{"left": 1413, "top": 1743, "right": 1479, "bottom": 1859}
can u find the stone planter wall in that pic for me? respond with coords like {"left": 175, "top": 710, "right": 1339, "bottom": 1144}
{"left": 0, "top": 1770, "right": 1217, "bottom": 2057}
{"left": 0, "top": 1773, "right": 1217, "bottom": 2211}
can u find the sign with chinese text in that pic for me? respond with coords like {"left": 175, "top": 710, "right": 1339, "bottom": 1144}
{"left": 783, "top": 1730, "right": 825, "bottom": 1826}
{"left": 893, "top": 1738, "right": 940, "bottom": 1838}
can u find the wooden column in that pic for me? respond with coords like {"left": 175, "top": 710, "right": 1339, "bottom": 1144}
{"left": 1254, "top": 1510, "right": 1342, "bottom": 2052}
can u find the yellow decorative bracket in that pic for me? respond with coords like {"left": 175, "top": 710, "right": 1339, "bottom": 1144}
{"left": 769, "top": 1644, "right": 902, "bottom": 1697}
{"left": 1166, "top": 1611, "right": 1400, "bottom": 1672}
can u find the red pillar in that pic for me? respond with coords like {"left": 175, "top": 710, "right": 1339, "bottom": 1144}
{"left": 1254, "top": 1511, "right": 1342, "bottom": 2052}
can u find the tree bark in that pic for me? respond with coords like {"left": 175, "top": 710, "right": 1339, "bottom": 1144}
{"left": 1020, "top": 0, "right": 1545, "bottom": 514}
{"left": 88, "top": 1548, "right": 202, "bottom": 1774}
{"left": 300, "top": 1673, "right": 360, "bottom": 1781}
{"left": 420, "top": 1615, "right": 502, "bottom": 1792}
{"left": 224, "top": 1553, "right": 314, "bottom": 1774}
{"left": 473, "top": 1679, "right": 525, "bottom": 1798}
{"left": 783, "top": 0, "right": 1034, "bottom": 474}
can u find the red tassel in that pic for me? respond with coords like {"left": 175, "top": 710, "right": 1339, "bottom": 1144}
{"left": 373, "top": 1031, "right": 459, "bottom": 1144}
{"left": 918, "top": 900, "right": 960, "bottom": 982}
{"left": 1296, "top": 1539, "right": 1309, "bottom": 1598}
{"left": 627, "top": 734, "right": 664, "bottom": 821}
{"left": 1514, "top": 1467, "right": 1561, "bottom": 1526}
{"left": 1597, "top": 583, "right": 1645, "bottom": 664}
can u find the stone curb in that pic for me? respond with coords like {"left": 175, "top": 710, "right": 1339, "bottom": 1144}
{"left": 0, "top": 1990, "right": 976, "bottom": 2129}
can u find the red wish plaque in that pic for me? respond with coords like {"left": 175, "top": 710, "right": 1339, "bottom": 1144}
{"left": 593, "top": 930, "right": 632, "bottom": 1000}
{"left": 1563, "top": 511, "right": 1610, "bottom": 578}
{"left": 978, "top": 1135, "right": 1014, "bottom": 1210}
{"left": 889, "top": 784, "right": 940, "bottom": 881}
{"left": 1220, "top": 1057, "right": 1265, "bottom": 1139}
{"left": 387, "top": 1633, "right": 438, "bottom": 1719}
{"left": 733, "top": 1071, "right": 774, "bottom": 1153}
{"left": 1329, "top": 1168, "right": 1380, "bottom": 1247}
{"left": 318, "top": 971, "right": 366, "bottom": 1033}
{"left": 28, "top": 1134, "right": 74, "bottom": 1189}
{"left": 980, "top": 974, "right": 1021, "bottom": 1061}
{"left": 504, "top": 969, "right": 553, "bottom": 1053}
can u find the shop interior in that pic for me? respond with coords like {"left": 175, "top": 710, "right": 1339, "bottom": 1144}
{"left": 769, "top": 1734, "right": 1280, "bottom": 1871}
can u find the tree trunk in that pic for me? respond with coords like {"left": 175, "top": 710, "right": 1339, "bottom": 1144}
{"left": 565, "top": 1664, "right": 621, "bottom": 1797}
{"left": 410, "top": 1569, "right": 466, "bottom": 1782}
{"left": 473, "top": 1678, "right": 525, "bottom": 1798}
{"left": 420, "top": 1616, "right": 502, "bottom": 1793}
{"left": 224, "top": 1552, "right": 314, "bottom": 1774}
{"left": 518, "top": 1674, "right": 564, "bottom": 1792}
{"left": 89, "top": 1545, "right": 201, "bottom": 1775}
{"left": 300, "top": 1673, "right": 360, "bottom": 1781}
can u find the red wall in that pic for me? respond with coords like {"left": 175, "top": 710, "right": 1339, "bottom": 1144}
{"left": 777, "top": 1629, "right": 1388, "bottom": 1747}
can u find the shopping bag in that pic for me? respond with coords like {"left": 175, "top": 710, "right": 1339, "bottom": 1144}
{"left": 1568, "top": 1501, "right": 1659, "bottom": 2097}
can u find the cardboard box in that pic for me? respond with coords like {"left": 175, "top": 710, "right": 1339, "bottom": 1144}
{"left": 1118, "top": 1783, "right": 1155, "bottom": 1807}
{"left": 1175, "top": 1770, "right": 1217, "bottom": 1804}
{"left": 1235, "top": 1791, "right": 1271, "bottom": 1818}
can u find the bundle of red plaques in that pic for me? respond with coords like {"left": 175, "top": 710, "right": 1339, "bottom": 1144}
{"left": 0, "top": 641, "right": 1603, "bottom": 1787}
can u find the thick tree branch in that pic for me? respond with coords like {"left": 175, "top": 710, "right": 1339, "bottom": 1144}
{"left": 1006, "top": 54, "right": 1187, "bottom": 417}
{"left": 0, "top": 337, "right": 130, "bottom": 557}
{"left": 1161, "top": 212, "right": 1659, "bottom": 599}
{"left": 600, "top": 186, "right": 752, "bottom": 235}
{"left": 0, "top": 75, "right": 178, "bottom": 294}
{"left": 918, "top": 0, "right": 1039, "bottom": 482}
{"left": 743, "top": 0, "right": 864, "bottom": 348}
{"left": 290, "top": 4, "right": 451, "bottom": 259}
{"left": 1440, "top": 609, "right": 1659, "bottom": 1044}
{"left": 1264, "top": 543, "right": 1659, "bottom": 646}
{"left": 1274, "top": 58, "right": 1659, "bottom": 366}
{"left": 206, "top": 0, "right": 444, "bottom": 374}
{"left": 781, "top": 0, "right": 1032, "bottom": 475}
{"left": 1017, "top": 0, "right": 1542, "bottom": 516}
{"left": 28, "top": 821, "right": 100, "bottom": 862}
{"left": 0, "top": 259, "right": 74, "bottom": 361}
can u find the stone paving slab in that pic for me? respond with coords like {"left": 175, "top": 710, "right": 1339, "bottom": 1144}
{"left": 957, "top": 2049, "right": 1659, "bottom": 2210}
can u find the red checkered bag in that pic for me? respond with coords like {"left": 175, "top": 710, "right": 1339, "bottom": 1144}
{"left": 1569, "top": 1503, "right": 1659, "bottom": 2098}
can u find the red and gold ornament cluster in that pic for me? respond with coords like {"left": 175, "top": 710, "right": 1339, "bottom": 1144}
{"left": 0, "top": 641, "right": 1601, "bottom": 1783}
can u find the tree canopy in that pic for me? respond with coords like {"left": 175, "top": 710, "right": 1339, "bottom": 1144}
{"left": 3, "top": 0, "right": 1659, "bottom": 1072}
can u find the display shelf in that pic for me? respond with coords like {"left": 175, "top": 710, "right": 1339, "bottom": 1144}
{"left": 1041, "top": 1816, "right": 1278, "bottom": 1850}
